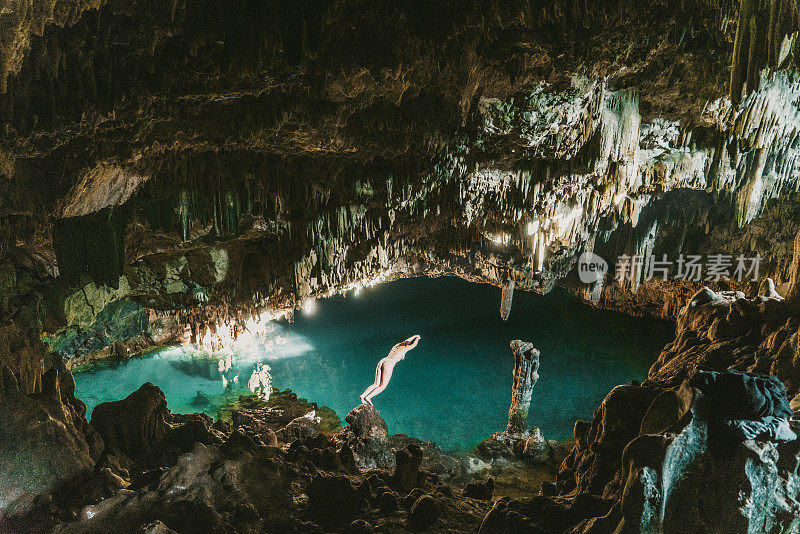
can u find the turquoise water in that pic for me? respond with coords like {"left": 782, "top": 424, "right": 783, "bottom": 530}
{"left": 74, "top": 277, "right": 674, "bottom": 452}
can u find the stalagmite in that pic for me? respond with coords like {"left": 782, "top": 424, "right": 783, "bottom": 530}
{"left": 759, "top": 277, "right": 783, "bottom": 299}
{"left": 500, "top": 279, "right": 515, "bottom": 321}
{"left": 506, "top": 340, "right": 540, "bottom": 435}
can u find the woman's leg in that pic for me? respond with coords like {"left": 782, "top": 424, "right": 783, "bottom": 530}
{"left": 363, "top": 384, "right": 386, "bottom": 405}
{"left": 360, "top": 384, "right": 377, "bottom": 404}
{"left": 364, "top": 362, "right": 394, "bottom": 405}
{"left": 361, "top": 365, "right": 383, "bottom": 404}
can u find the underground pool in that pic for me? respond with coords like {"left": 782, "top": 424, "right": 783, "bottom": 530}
{"left": 74, "top": 276, "right": 675, "bottom": 452}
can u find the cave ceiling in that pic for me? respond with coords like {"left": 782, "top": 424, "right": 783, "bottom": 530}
{"left": 2, "top": 0, "right": 800, "bottom": 329}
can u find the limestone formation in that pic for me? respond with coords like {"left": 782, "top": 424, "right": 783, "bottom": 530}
{"left": 2, "top": 0, "right": 800, "bottom": 365}
{"left": 90, "top": 382, "right": 171, "bottom": 464}
{"left": 0, "top": 366, "right": 95, "bottom": 518}
{"left": 499, "top": 279, "right": 514, "bottom": 321}
{"left": 506, "top": 340, "right": 540, "bottom": 435}
{"left": 6, "top": 1, "right": 800, "bottom": 532}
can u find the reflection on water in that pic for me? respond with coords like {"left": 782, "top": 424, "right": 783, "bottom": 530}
{"left": 75, "top": 323, "right": 313, "bottom": 419}
{"left": 74, "top": 277, "right": 674, "bottom": 452}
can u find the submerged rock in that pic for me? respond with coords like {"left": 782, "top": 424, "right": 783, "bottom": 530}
{"left": 189, "top": 390, "right": 210, "bottom": 408}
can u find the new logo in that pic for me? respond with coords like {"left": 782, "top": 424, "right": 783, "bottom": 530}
{"left": 578, "top": 252, "right": 608, "bottom": 284}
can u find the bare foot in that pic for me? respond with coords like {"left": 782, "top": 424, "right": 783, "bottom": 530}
{"left": 360, "top": 394, "right": 367, "bottom": 405}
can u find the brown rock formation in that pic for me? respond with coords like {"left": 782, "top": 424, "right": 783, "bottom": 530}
{"left": 506, "top": 340, "right": 540, "bottom": 435}
{"left": 90, "top": 382, "right": 171, "bottom": 463}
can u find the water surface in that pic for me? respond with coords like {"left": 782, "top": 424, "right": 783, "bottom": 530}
{"left": 75, "top": 277, "right": 674, "bottom": 452}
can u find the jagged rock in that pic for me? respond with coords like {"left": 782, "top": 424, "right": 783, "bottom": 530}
{"left": 500, "top": 279, "right": 514, "bottom": 321}
{"left": 479, "top": 499, "right": 544, "bottom": 534}
{"left": 378, "top": 491, "right": 399, "bottom": 515}
{"left": 759, "top": 277, "right": 784, "bottom": 300}
{"left": 475, "top": 341, "right": 548, "bottom": 466}
{"left": 54, "top": 435, "right": 293, "bottom": 534}
{"left": 648, "top": 291, "right": 800, "bottom": 396}
{"left": 521, "top": 427, "right": 551, "bottom": 463}
{"left": 9, "top": 4, "right": 800, "bottom": 533}
{"left": 276, "top": 412, "right": 320, "bottom": 442}
{"left": 556, "top": 383, "right": 659, "bottom": 496}
{"left": 139, "top": 521, "right": 178, "bottom": 534}
{"left": 389, "top": 444, "right": 425, "bottom": 493}
{"left": 617, "top": 404, "right": 800, "bottom": 532}
{"left": 506, "top": 340, "right": 540, "bottom": 435}
{"left": 408, "top": 494, "right": 441, "bottom": 530}
{"left": 336, "top": 405, "right": 457, "bottom": 478}
{"left": 0, "top": 366, "right": 95, "bottom": 518}
{"left": 90, "top": 382, "right": 170, "bottom": 463}
{"left": 638, "top": 386, "right": 694, "bottom": 435}
{"left": 345, "top": 404, "right": 389, "bottom": 439}
{"left": 475, "top": 432, "right": 518, "bottom": 464}
{"left": 90, "top": 384, "right": 218, "bottom": 468}
{"left": 160, "top": 413, "right": 221, "bottom": 463}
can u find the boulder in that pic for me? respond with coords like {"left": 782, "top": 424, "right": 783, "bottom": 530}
{"left": 276, "top": 412, "right": 320, "bottom": 442}
{"left": 346, "top": 519, "right": 374, "bottom": 534}
{"left": 556, "top": 383, "right": 659, "bottom": 495}
{"left": 408, "top": 494, "right": 441, "bottom": 530}
{"left": 90, "top": 382, "right": 170, "bottom": 463}
{"left": 479, "top": 499, "right": 544, "bottom": 534}
{"left": 345, "top": 404, "right": 388, "bottom": 439}
{"left": 618, "top": 405, "right": 800, "bottom": 532}
{"left": 389, "top": 444, "right": 425, "bottom": 493}
{"left": 521, "top": 427, "right": 551, "bottom": 462}
{"left": 378, "top": 491, "right": 399, "bottom": 515}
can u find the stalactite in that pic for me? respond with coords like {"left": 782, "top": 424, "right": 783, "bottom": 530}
{"left": 731, "top": 0, "right": 800, "bottom": 103}
{"left": 500, "top": 279, "right": 514, "bottom": 321}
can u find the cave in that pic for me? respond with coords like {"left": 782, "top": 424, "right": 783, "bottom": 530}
{"left": 3, "top": 1, "right": 800, "bottom": 533}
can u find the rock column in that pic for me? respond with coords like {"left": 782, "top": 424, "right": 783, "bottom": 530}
{"left": 506, "top": 340, "right": 540, "bottom": 435}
